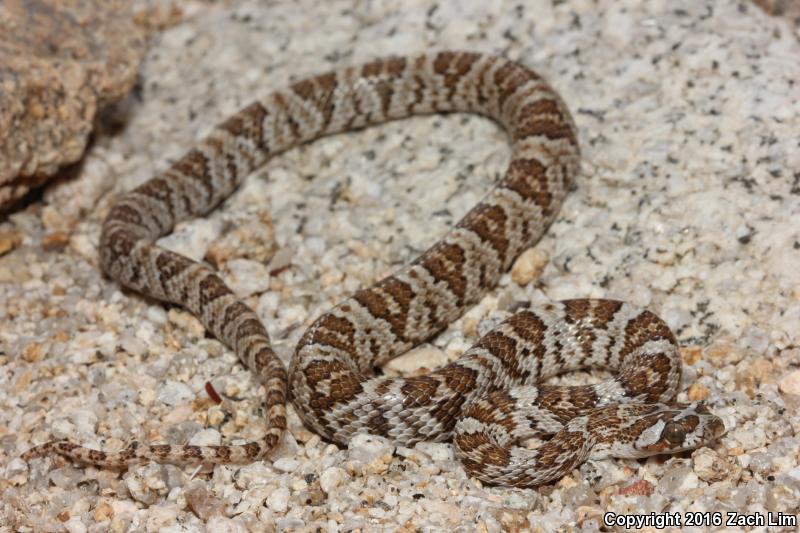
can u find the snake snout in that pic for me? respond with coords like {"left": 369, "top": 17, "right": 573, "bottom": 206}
{"left": 708, "top": 416, "right": 726, "bottom": 440}
{"left": 690, "top": 401, "right": 726, "bottom": 442}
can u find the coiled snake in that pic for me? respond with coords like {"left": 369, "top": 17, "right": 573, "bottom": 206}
{"left": 24, "top": 51, "right": 724, "bottom": 487}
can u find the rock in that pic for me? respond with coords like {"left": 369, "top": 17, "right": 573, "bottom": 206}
{"left": 157, "top": 380, "right": 194, "bottom": 406}
{"left": 347, "top": 434, "right": 395, "bottom": 475}
{"left": 69, "top": 409, "right": 99, "bottom": 435}
{"left": 687, "top": 383, "right": 710, "bottom": 401}
{"left": 205, "top": 209, "right": 278, "bottom": 268}
{"left": 188, "top": 428, "right": 222, "bottom": 447}
{"left": 206, "top": 516, "right": 247, "bottom": 533}
{"left": 703, "top": 340, "right": 745, "bottom": 366}
{"left": 41, "top": 231, "right": 70, "bottom": 251}
{"left": 383, "top": 344, "right": 449, "bottom": 377}
{"left": 267, "top": 247, "right": 295, "bottom": 276}
{"left": 510, "top": 247, "right": 549, "bottom": 285}
{"left": 276, "top": 517, "right": 306, "bottom": 531}
{"left": 224, "top": 259, "right": 273, "bottom": 298}
{"left": 785, "top": 466, "right": 800, "bottom": 486}
{"left": 273, "top": 458, "right": 300, "bottom": 473}
{"left": 0, "top": 0, "right": 145, "bottom": 210}
{"left": 109, "top": 500, "right": 137, "bottom": 522}
{"left": 266, "top": 486, "right": 290, "bottom": 514}
{"left": 730, "top": 423, "right": 768, "bottom": 450}
{"left": 617, "top": 479, "right": 655, "bottom": 496}
{"left": 413, "top": 442, "right": 454, "bottom": 463}
{"left": 779, "top": 369, "right": 800, "bottom": 395}
{"left": 319, "top": 467, "right": 348, "bottom": 493}
{"left": 748, "top": 452, "right": 774, "bottom": 474}
{"left": 64, "top": 518, "right": 87, "bottom": 533}
{"left": 143, "top": 503, "right": 182, "bottom": 529}
{"left": 656, "top": 466, "right": 696, "bottom": 493}
{"left": 92, "top": 501, "right": 114, "bottom": 522}
{"left": 185, "top": 482, "right": 225, "bottom": 520}
{"left": 754, "top": 0, "right": 800, "bottom": 26}
{"left": 4, "top": 457, "right": 28, "bottom": 485}
{"left": 49, "top": 467, "right": 84, "bottom": 488}
{"left": 494, "top": 507, "right": 529, "bottom": 532}
{"left": 739, "top": 326, "right": 770, "bottom": 356}
{"left": 233, "top": 463, "right": 275, "bottom": 490}
{"left": 124, "top": 467, "right": 164, "bottom": 506}
{"left": 0, "top": 229, "right": 23, "bottom": 256}
{"left": 692, "top": 447, "right": 739, "bottom": 483}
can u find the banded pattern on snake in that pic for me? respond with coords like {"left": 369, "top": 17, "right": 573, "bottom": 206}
{"left": 23, "top": 51, "right": 724, "bottom": 487}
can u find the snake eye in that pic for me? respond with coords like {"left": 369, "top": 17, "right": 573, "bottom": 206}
{"left": 662, "top": 422, "right": 686, "bottom": 445}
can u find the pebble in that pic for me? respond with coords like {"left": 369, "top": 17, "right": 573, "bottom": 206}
{"left": 167, "top": 308, "right": 206, "bottom": 338}
{"left": 778, "top": 369, "right": 800, "bottom": 395}
{"left": 146, "top": 305, "right": 168, "bottom": 325}
{"left": 739, "top": 326, "right": 770, "bottom": 355}
{"left": 414, "top": 442, "right": 454, "bottom": 463}
{"left": 110, "top": 500, "right": 138, "bottom": 522}
{"left": 184, "top": 482, "right": 225, "bottom": 520}
{"left": 231, "top": 464, "right": 273, "bottom": 491}
{"left": 64, "top": 518, "right": 87, "bottom": 533}
{"left": 785, "top": 466, "right": 800, "bottom": 485}
{"left": 656, "top": 466, "right": 695, "bottom": 494}
{"left": 133, "top": 466, "right": 171, "bottom": 505}
{"left": 49, "top": 467, "right": 83, "bottom": 488}
{"left": 618, "top": 479, "right": 655, "bottom": 496}
{"left": 5, "top": 457, "right": 28, "bottom": 485}
{"left": 225, "top": 258, "right": 272, "bottom": 297}
{"left": 383, "top": 344, "right": 449, "bottom": 376}
{"left": 273, "top": 458, "right": 300, "bottom": 472}
{"left": 121, "top": 335, "right": 147, "bottom": 358}
{"left": 142, "top": 503, "right": 179, "bottom": 528}
{"left": 687, "top": 382, "right": 710, "bottom": 401}
{"left": 347, "top": 434, "right": 395, "bottom": 474}
{"left": 731, "top": 424, "right": 769, "bottom": 450}
{"left": 692, "top": 448, "right": 738, "bottom": 483}
{"left": 206, "top": 516, "right": 248, "bottom": 533}
{"left": 510, "top": 247, "right": 549, "bottom": 285}
{"left": 266, "top": 486, "right": 290, "bottom": 513}
{"left": 158, "top": 380, "right": 194, "bottom": 406}
{"left": 276, "top": 517, "right": 306, "bottom": 531}
{"left": 189, "top": 428, "right": 222, "bottom": 446}
{"left": 267, "top": 247, "right": 294, "bottom": 274}
{"left": 0, "top": 228, "right": 23, "bottom": 256}
{"left": 92, "top": 501, "right": 114, "bottom": 522}
{"left": 319, "top": 467, "right": 348, "bottom": 493}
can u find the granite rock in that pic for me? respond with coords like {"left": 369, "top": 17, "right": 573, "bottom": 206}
{"left": 0, "top": 0, "right": 145, "bottom": 210}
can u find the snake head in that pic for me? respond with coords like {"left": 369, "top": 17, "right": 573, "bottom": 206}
{"left": 632, "top": 402, "right": 726, "bottom": 456}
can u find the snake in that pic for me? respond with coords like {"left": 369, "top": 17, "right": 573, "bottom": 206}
{"left": 23, "top": 51, "right": 725, "bottom": 487}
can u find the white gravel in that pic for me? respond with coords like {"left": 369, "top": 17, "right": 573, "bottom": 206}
{"left": 2, "top": 0, "right": 799, "bottom": 531}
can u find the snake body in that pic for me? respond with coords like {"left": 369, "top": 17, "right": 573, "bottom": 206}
{"left": 24, "top": 52, "right": 724, "bottom": 487}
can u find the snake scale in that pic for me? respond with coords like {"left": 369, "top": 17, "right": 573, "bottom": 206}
{"left": 24, "top": 51, "right": 724, "bottom": 487}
